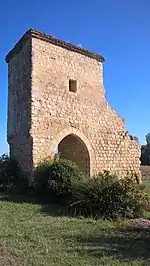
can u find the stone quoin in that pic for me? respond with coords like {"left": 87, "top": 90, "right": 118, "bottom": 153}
{"left": 6, "top": 29, "right": 141, "bottom": 182}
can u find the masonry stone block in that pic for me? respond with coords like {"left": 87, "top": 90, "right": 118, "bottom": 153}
{"left": 6, "top": 29, "right": 141, "bottom": 183}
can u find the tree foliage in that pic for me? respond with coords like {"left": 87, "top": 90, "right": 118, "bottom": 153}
{"left": 141, "top": 133, "right": 150, "bottom": 165}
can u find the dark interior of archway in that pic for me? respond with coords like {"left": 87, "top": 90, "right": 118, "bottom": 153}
{"left": 58, "top": 134, "right": 90, "bottom": 175}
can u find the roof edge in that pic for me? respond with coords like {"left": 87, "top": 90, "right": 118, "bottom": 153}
{"left": 5, "top": 28, "right": 105, "bottom": 63}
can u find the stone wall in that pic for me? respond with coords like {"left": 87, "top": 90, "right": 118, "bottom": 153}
{"left": 6, "top": 29, "right": 141, "bottom": 182}
{"left": 58, "top": 134, "right": 90, "bottom": 175}
{"left": 7, "top": 39, "right": 33, "bottom": 175}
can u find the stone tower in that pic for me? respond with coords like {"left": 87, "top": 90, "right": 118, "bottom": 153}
{"left": 6, "top": 29, "right": 141, "bottom": 181}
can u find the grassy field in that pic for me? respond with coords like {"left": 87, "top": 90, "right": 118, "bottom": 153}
{"left": 141, "top": 165, "right": 150, "bottom": 196}
{"left": 0, "top": 179, "right": 150, "bottom": 266}
{"left": 140, "top": 165, "right": 150, "bottom": 180}
{"left": 143, "top": 179, "right": 150, "bottom": 195}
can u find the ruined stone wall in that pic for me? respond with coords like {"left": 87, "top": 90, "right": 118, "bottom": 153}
{"left": 7, "top": 39, "right": 33, "bottom": 173}
{"left": 6, "top": 29, "right": 141, "bottom": 181}
{"left": 58, "top": 135, "right": 90, "bottom": 174}
{"left": 30, "top": 36, "right": 141, "bottom": 179}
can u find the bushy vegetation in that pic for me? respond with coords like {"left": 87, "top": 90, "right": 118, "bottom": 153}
{"left": 33, "top": 156, "right": 85, "bottom": 203}
{"left": 71, "top": 171, "right": 149, "bottom": 220}
{"left": 141, "top": 144, "right": 150, "bottom": 165}
{"left": 0, "top": 154, "right": 28, "bottom": 193}
{"left": 1, "top": 153, "right": 149, "bottom": 220}
{"left": 34, "top": 158, "right": 149, "bottom": 219}
{"left": 141, "top": 133, "right": 150, "bottom": 165}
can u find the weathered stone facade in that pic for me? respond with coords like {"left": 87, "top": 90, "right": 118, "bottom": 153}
{"left": 6, "top": 29, "right": 141, "bottom": 182}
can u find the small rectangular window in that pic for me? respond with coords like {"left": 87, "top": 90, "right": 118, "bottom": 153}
{"left": 69, "top": 79, "right": 77, "bottom": 93}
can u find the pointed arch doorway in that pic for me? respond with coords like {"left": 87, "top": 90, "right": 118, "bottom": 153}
{"left": 58, "top": 133, "right": 90, "bottom": 175}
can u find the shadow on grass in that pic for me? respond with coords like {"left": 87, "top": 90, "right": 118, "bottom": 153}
{"left": 0, "top": 190, "right": 59, "bottom": 203}
{"left": 0, "top": 191, "right": 74, "bottom": 217}
{"left": 0, "top": 192, "right": 104, "bottom": 218}
{"left": 1, "top": 192, "right": 150, "bottom": 263}
{"left": 70, "top": 226, "right": 150, "bottom": 263}
{"left": 1, "top": 191, "right": 150, "bottom": 221}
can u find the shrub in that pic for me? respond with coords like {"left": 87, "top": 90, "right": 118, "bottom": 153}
{"left": 0, "top": 154, "right": 28, "bottom": 193}
{"left": 34, "top": 157, "right": 85, "bottom": 202}
{"left": 0, "top": 154, "right": 19, "bottom": 192}
{"left": 71, "top": 171, "right": 149, "bottom": 220}
{"left": 34, "top": 158, "right": 149, "bottom": 219}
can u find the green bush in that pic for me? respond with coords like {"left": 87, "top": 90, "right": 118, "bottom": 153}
{"left": 71, "top": 171, "right": 149, "bottom": 220}
{"left": 0, "top": 154, "right": 28, "bottom": 193}
{"left": 0, "top": 154, "right": 19, "bottom": 192}
{"left": 34, "top": 157, "right": 149, "bottom": 219}
{"left": 33, "top": 157, "right": 85, "bottom": 202}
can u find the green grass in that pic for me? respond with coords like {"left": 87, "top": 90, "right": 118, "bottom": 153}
{"left": 0, "top": 194, "right": 150, "bottom": 266}
{"left": 143, "top": 179, "right": 150, "bottom": 195}
{"left": 0, "top": 180, "right": 150, "bottom": 266}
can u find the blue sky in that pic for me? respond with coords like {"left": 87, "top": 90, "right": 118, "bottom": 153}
{"left": 0, "top": 0, "right": 150, "bottom": 154}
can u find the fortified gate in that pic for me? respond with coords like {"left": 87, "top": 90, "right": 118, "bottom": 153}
{"left": 6, "top": 29, "right": 141, "bottom": 181}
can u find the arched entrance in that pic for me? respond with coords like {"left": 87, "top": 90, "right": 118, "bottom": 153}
{"left": 58, "top": 134, "right": 90, "bottom": 175}
{"left": 51, "top": 127, "right": 93, "bottom": 175}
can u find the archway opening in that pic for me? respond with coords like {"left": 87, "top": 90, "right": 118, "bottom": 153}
{"left": 58, "top": 134, "right": 90, "bottom": 175}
